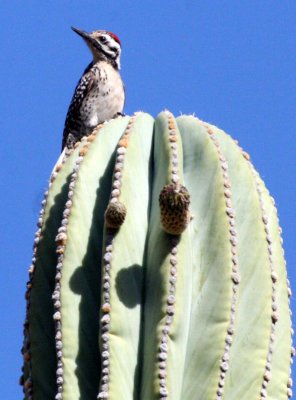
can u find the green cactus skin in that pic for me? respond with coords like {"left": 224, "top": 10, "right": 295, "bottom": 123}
{"left": 21, "top": 112, "right": 293, "bottom": 400}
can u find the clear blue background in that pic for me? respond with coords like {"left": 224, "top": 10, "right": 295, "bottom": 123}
{"left": 0, "top": 1, "right": 295, "bottom": 398}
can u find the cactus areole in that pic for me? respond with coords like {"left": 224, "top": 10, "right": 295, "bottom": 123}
{"left": 21, "top": 112, "right": 293, "bottom": 400}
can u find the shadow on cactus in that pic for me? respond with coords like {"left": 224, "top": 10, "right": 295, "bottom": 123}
{"left": 21, "top": 111, "right": 293, "bottom": 399}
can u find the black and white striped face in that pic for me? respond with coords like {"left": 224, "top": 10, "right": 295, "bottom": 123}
{"left": 71, "top": 27, "right": 122, "bottom": 69}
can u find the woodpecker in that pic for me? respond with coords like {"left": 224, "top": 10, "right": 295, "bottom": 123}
{"left": 62, "top": 27, "right": 125, "bottom": 150}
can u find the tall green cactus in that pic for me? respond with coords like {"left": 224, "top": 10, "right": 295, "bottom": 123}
{"left": 21, "top": 112, "right": 293, "bottom": 400}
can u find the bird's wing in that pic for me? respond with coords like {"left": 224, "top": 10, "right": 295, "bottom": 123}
{"left": 62, "top": 62, "right": 95, "bottom": 149}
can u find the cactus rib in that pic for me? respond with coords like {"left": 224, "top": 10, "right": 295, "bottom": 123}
{"left": 22, "top": 145, "right": 83, "bottom": 399}
{"left": 201, "top": 120, "right": 241, "bottom": 399}
{"left": 53, "top": 124, "right": 106, "bottom": 399}
{"left": 98, "top": 114, "right": 139, "bottom": 398}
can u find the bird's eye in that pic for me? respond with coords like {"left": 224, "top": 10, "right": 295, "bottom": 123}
{"left": 100, "top": 36, "right": 107, "bottom": 44}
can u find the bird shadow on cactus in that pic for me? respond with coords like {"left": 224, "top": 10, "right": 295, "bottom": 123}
{"left": 115, "top": 264, "right": 143, "bottom": 308}
{"left": 115, "top": 263, "right": 144, "bottom": 400}
{"left": 69, "top": 152, "right": 117, "bottom": 400}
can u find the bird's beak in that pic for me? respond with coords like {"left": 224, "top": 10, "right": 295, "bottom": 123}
{"left": 71, "top": 26, "right": 91, "bottom": 41}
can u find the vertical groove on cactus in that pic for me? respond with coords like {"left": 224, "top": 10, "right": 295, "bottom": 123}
{"left": 158, "top": 235, "right": 180, "bottom": 399}
{"left": 248, "top": 163, "right": 279, "bottom": 399}
{"left": 273, "top": 213, "right": 293, "bottom": 399}
{"left": 142, "top": 112, "right": 193, "bottom": 400}
{"left": 98, "top": 113, "right": 153, "bottom": 399}
{"left": 175, "top": 116, "right": 235, "bottom": 399}
{"left": 98, "top": 232, "right": 113, "bottom": 399}
{"left": 156, "top": 113, "right": 186, "bottom": 399}
{"left": 21, "top": 146, "right": 77, "bottom": 399}
{"left": 53, "top": 126, "right": 104, "bottom": 400}
{"left": 155, "top": 112, "right": 184, "bottom": 400}
{"left": 286, "top": 275, "right": 294, "bottom": 398}
{"left": 201, "top": 121, "right": 240, "bottom": 399}
{"left": 97, "top": 114, "right": 138, "bottom": 399}
{"left": 23, "top": 189, "right": 49, "bottom": 399}
{"left": 231, "top": 135, "right": 294, "bottom": 399}
{"left": 247, "top": 161, "right": 293, "bottom": 400}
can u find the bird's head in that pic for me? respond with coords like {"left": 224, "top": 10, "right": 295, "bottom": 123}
{"left": 71, "top": 27, "right": 122, "bottom": 69}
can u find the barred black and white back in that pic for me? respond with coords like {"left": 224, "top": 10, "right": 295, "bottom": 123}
{"left": 62, "top": 28, "right": 125, "bottom": 150}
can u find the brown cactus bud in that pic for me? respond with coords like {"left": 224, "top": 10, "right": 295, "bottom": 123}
{"left": 159, "top": 184, "right": 191, "bottom": 235}
{"left": 105, "top": 201, "right": 127, "bottom": 229}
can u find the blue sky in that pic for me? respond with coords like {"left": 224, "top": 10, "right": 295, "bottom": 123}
{"left": 0, "top": 1, "right": 295, "bottom": 398}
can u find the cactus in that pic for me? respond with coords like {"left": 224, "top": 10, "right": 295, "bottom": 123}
{"left": 21, "top": 112, "right": 293, "bottom": 400}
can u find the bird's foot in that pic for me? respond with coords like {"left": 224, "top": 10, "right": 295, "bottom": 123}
{"left": 65, "top": 133, "right": 77, "bottom": 150}
{"left": 113, "top": 112, "right": 125, "bottom": 119}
